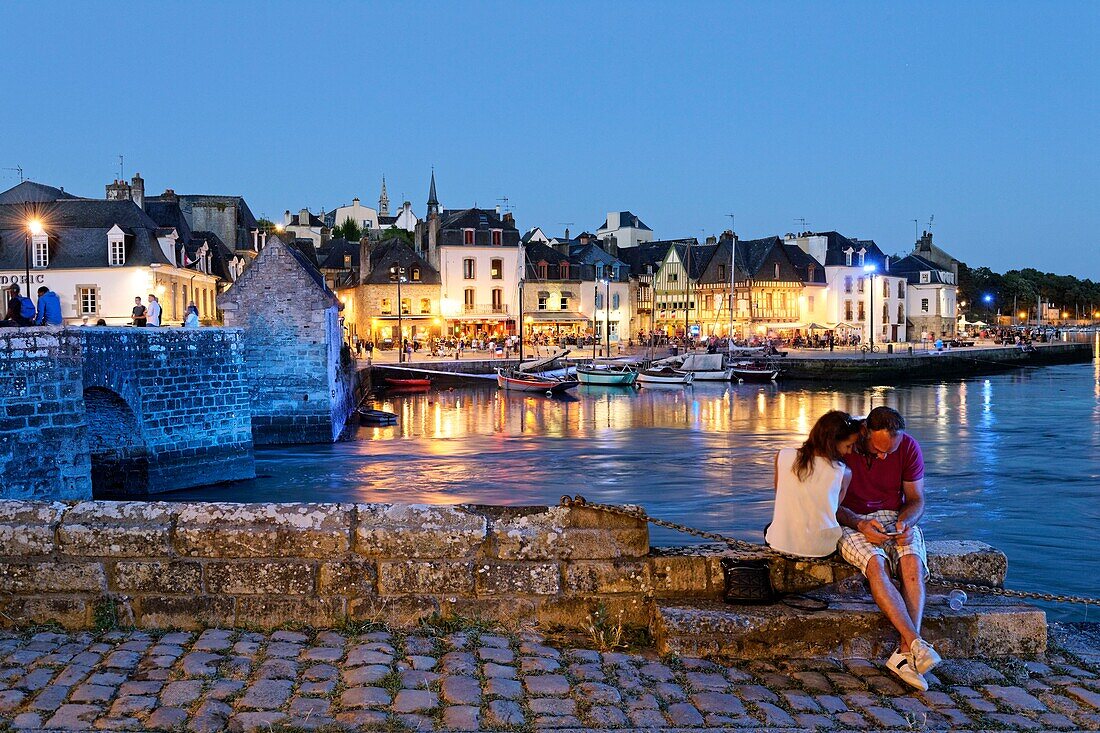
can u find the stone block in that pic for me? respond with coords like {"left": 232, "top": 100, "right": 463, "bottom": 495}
{"left": 134, "top": 596, "right": 235, "bottom": 630}
{"left": 378, "top": 560, "right": 474, "bottom": 595}
{"left": 0, "top": 501, "right": 64, "bottom": 555}
{"left": 205, "top": 561, "right": 315, "bottom": 595}
{"left": 174, "top": 502, "right": 352, "bottom": 558}
{"left": 347, "top": 596, "right": 439, "bottom": 626}
{"left": 58, "top": 501, "right": 174, "bottom": 556}
{"left": 0, "top": 597, "right": 89, "bottom": 628}
{"left": 354, "top": 504, "right": 487, "bottom": 558}
{"left": 564, "top": 561, "right": 651, "bottom": 594}
{"left": 235, "top": 597, "right": 345, "bottom": 628}
{"left": 537, "top": 594, "right": 650, "bottom": 629}
{"left": 927, "top": 540, "right": 1007, "bottom": 587}
{"left": 439, "top": 597, "right": 542, "bottom": 627}
{"left": 0, "top": 562, "right": 105, "bottom": 593}
{"left": 649, "top": 554, "right": 718, "bottom": 596}
{"left": 318, "top": 559, "right": 377, "bottom": 597}
{"left": 484, "top": 506, "right": 648, "bottom": 560}
{"left": 112, "top": 561, "right": 202, "bottom": 594}
{"left": 475, "top": 561, "right": 560, "bottom": 595}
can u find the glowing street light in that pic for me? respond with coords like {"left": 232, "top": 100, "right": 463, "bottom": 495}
{"left": 25, "top": 218, "right": 45, "bottom": 300}
{"left": 863, "top": 264, "right": 877, "bottom": 350}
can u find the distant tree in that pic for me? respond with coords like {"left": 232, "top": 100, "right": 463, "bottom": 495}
{"left": 335, "top": 217, "right": 363, "bottom": 241}
{"left": 257, "top": 217, "right": 278, "bottom": 232}
{"left": 381, "top": 226, "right": 414, "bottom": 245}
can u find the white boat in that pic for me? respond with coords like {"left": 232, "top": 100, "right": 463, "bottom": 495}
{"left": 576, "top": 364, "right": 637, "bottom": 386}
{"left": 637, "top": 367, "right": 695, "bottom": 386}
{"left": 674, "top": 353, "right": 733, "bottom": 381}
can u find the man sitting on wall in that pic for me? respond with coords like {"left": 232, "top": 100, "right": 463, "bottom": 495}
{"left": 1, "top": 284, "right": 35, "bottom": 327}
{"left": 836, "top": 406, "right": 942, "bottom": 691}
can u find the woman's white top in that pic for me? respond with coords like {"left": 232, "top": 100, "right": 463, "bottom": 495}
{"left": 765, "top": 448, "right": 846, "bottom": 558}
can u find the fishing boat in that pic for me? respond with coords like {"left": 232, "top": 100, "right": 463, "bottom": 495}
{"left": 637, "top": 367, "right": 695, "bottom": 386}
{"left": 383, "top": 377, "right": 431, "bottom": 388}
{"left": 496, "top": 369, "right": 579, "bottom": 393}
{"left": 731, "top": 360, "right": 781, "bottom": 383}
{"left": 576, "top": 364, "right": 638, "bottom": 386}
{"left": 357, "top": 407, "right": 398, "bottom": 424}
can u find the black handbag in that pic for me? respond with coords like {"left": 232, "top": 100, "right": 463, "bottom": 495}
{"left": 720, "top": 557, "right": 776, "bottom": 604}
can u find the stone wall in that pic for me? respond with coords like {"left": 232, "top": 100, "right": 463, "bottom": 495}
{"left": 0, "top": 500, "right": 1008, "bottom": 634}
{"left": 79, "top": 328, "right": 255, "bottom": 494}
{"left": 220, "top": 237, "right": 353, "bottom": 445}
{"left": 0, "top": 329, "right": 90, "bottom": 500}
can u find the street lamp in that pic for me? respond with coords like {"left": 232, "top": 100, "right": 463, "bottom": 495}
{"left": 390, "top": 265, "right": 407, "bottom": 363}
{"left": 863, "top": 264, "right": 877, "bottom": 350}
{"left": 26, "top": 218, "right": 43, "bottom": 297}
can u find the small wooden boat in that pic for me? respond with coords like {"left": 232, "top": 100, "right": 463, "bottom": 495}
{"left": 637, "top": 367, "right": 695, "bottom": 386}
{"left": 731, "top": 361, "right": 781, "bottom": 383}
{"left": 496, "top": 369, "right": 579, "bottom": 393}
{"left": 383, "top": 377, "right": 431, "bottom": 388}
{"left": 576, "top": 364, "right": 638, "bottom": 386}
{"left": 357, "top": 407, "right": 398, "bottom": 424}
{"left": 674, "top": 353, "right": 733, "bottom": 381}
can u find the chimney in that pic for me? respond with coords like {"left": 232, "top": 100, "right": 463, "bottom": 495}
{"left": 495, "top": 205, "right": 501, "bottom": 215}
{"left": 359, "top": 235, "right": 372, "bottom": 285}
{"left": 300, "top": 208, "right": 310, "bottom": 226}
{"left": 564, "top": 227, "right": 570, "bottom": 240}
{"left": 106, "top": 178, "right": 131, "bottom": 201}
{"left": 161, "top": 188, "right": 177, "bottom": 202}
{"left": 579, "top": 232, "right": 590, "bottom": 245}
{"left": 130, "top": 173, "right": 144, "bottom": 210}
{"left": 284, "top": 210, "right": 292, "bottom": 225}
{"left": 353, "top": 197, "right": 359, "bottom": 206}
{"left": 705, "top": 235, "right": 717, "bottom": 245}
{"left": 503, "top": 212, "right": 514, "bottom": 226}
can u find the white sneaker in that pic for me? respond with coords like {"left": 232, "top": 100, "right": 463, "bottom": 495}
{"left": 910, "top": 638, "right": 942, "bottom": 674}
{"left": 886, "top": 648, "right": 929, "bottom": 691}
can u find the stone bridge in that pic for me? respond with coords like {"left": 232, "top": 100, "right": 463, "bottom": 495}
{"left": 0, "top": 327, "right": 255, "bottom": 500}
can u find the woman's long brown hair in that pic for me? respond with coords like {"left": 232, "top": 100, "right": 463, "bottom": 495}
{"left": 794, "top": 410, "right": 861, "bottom": 480}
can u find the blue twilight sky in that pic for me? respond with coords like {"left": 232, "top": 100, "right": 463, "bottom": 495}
{"left": 1, "top": 1, "right": 1098, "bottom": 278}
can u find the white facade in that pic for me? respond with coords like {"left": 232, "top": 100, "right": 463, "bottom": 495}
{"left": 0, "top": 265, "right": 219, "bottom": 326}
{"left": 386, "top": 202, "right": 418, "bottom": 233}
{"left": 579, "top": 279, "right": 632, "bottom": 342}
{"left": 282, "top": 208, "right": 325, "bottom": 246}
{"left": 597, "top": 211, "right": 653, "bottom": 248}
{"left": 333, "top": 198, "right": 380, "bottom": 232}
{"left": 438, "top": 245, "right": 524, "bottom": 335}
{"left": 907, "top": 282, "right": 957, "bottom": 333}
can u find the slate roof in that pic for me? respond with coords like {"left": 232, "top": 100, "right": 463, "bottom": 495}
{"left": 524, "top": 241, "right": 569, "bottom": 265}
{"left": 288, "top": 211, "right": 325, "bottom": 228}
{"left": 184, "top": 232, "right": 233, "bottom": 281}
{"left": 145, "top": 198, "right": 194, "bottom": 243}
{"left": 318, "top": 238, "right": 360, "bottom": 271}
{"left": 289, "top": 239, "right": 320, "bottom": 268}
{"left": 598, "top": 211, "right": 651, "bottom": 232}
{"left": 782, "top": 243, "right": 827, "bottom": 284}
{"left": 0, "top": 199, "right": 171, "bottom": 269}
{"left": 615, "top": 240, "right": 676, "bottom": 277}
{"left": 810, "top": 231, "right": 889, "bottom": 268}
{"left": 891, "top": 254, "right": 955, "bottom": 285}
{"left": 365, "top": 238, "right": 441, "bottom": 285}
{"left": 0, "top": 180, "right": 83, "bottom": 204}
{"left": 190, "top": 230, "right": 234, "bottom": 262}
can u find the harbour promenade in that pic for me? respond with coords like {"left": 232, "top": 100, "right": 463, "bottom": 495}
{"left": 1, "top": 623, "right": 1098, "bottom": 732}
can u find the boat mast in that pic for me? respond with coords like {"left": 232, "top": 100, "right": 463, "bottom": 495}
{"left": 728, "top": 234, "right": 736, "bottom": 345}
{"left": 684, "top": 243, "right": 690, "bottom": 352}
{"left": 518, "top": 277, "right": 524, "bottom": 364}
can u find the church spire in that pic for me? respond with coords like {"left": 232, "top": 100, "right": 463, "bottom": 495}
{"left": 426, "top": 169, "right": 439, "bottom": 218}
{"left": 379, "top": 175, "right": 390, "bottom": 216}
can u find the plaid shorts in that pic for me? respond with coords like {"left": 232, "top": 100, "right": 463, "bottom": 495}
{"left": 838, "top": 510, "right": 928, "bottom": 577}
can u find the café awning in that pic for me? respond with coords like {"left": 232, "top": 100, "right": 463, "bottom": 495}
{"left": 526, "top": 311, "right": 588, "bottom": 322}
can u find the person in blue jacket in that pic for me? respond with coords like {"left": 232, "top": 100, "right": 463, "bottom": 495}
{"left": 35, "top": 286, "right": 63, "bottom": 326}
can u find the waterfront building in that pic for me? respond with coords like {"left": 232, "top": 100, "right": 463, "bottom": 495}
{"left": 338, "top": 236, "right": 442, "bottom": 347}
{"left": 596, "top": 211, "right": 654, "bottom": 249}
{"left": 569, "top": 236, "right": 633, "bottom": 344}
{"left": 891, "top": 231, "right": 959, "bottom": 339}
{"left": 521, "top": 241, "right": 587, "bottom": 340}
{"left": 786, "top": 231, "right": 908, "bottom": 343}
{"left": 650, "top": 238, "right": 714, "bottom": 337}
{"left": 616, "top": 240, "right": 674, "bottom": 337}
{"left": 0, "top": 179, "right": 222, "bottom": 325}
{"left": 282, "top": 207, "right": 330, "bottom": 247}
{"left": 314, "top": 238, "right": 361, "bottom": 290}
{"left": 143, "top": 186, "right": 261, "bottom": 272}
{"left": 416, "top": 172, "right": 522, "bottom": 338}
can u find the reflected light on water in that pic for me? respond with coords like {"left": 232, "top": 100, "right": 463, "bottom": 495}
{"left": 170, "top": 365, "right": 1100, "bottom": 621}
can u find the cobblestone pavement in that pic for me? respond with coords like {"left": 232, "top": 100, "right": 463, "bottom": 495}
{"left": 1, "top": 624, "right": 1098, "bottom": 732}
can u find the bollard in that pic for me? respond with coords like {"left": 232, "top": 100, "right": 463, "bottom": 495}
{"left": 887, "top": 344, "right": 894, "bottom": 354}
{"left": 907, "top": 345, "right": 913, "bottom": 355}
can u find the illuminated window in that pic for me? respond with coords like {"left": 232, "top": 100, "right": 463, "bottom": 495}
{"left": 78, "top": 286, "right": 98, "bottom": 315}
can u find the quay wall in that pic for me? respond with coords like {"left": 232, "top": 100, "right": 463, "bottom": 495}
{"left": 0, "top": 500, "right": 1005, "bottom": 632}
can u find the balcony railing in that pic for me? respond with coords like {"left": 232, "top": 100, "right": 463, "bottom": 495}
{"left": 462, "top": 304, "right": 509, "bottom": 315}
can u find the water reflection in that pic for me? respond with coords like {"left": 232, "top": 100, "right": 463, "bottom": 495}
{"left": 172, "top": 363, "right": 1100, "bottom": 621}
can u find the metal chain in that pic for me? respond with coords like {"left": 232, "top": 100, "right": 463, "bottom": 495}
{"left": 560, "top": 495, "right": 1099, "bottom": 607}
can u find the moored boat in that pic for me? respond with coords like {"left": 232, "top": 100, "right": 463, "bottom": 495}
{"left": 576, "top": 364, "right": 638, "bottom": 386}
{"left": 673, "top": 353, "right": 733, "bottom": 381}
{"left": 731, "top": 361, "right": 781, "bottom": 383}
{"left": 383, "top": 377, "right": 432, "bottom": 388}
{"left": 637, "top": 367, "right": 695, "bottom": 386}
{"left": 357, "top": 407, "right": 398, "bottom": 424}
{"left": 496, "top": 369, "right": 579, "bottom": 393}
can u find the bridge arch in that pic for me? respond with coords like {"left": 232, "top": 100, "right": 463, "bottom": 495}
{"left": 82, "top": 387, "right": 149, "bottom": 496}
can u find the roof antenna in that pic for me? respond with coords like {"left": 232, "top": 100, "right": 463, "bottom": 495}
{"left": 726, "top": 213, "right": 735, "bottom": 233}
{"left": 496, "top": 196, "right": 512, "bottom": 213}
{"left": 118, "top": 154, "right": 124, "bottom": 181}
{"left": 927, "top": 214, "right": 934, "bottom": 232}
{"left": 795, "top": 217, "right": 808, "bottom": 233}
{"left": 912, "top": 219, "right": 918, "bottom": 241}
{"left": 2, "top": 165, "right": 23, "bottom": 182}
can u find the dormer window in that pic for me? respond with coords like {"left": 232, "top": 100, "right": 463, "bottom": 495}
{"left": 412, "top": 267, "right": 421, "bottom": 282}
{"left": 108, "top": 225, "right": 126, "bottom": 266}
{"left": 560, "top": 262, "right": 569, "bottom": 279}
{"left": 845, "top": 249, "right": 853, "bottom": 266}
{"left": 858, "top": 250, "right": 865, "bottom": 266}
{"left": 807, "top": 264, "right": 816, "bottom": 280}
{"left": 32, "top": 233, "right": 49, "bottom": 268}
{"left": 537, "top": 262, "right": 548, "bottom": 279}
{"left": 491, "top": 230, "right": 502, "bottom": 246}
{"left": 773, "top": 263, "right": 780, "bottom": 279}
{"left": 463, "top": 229, "right": 475, "bottom": 245}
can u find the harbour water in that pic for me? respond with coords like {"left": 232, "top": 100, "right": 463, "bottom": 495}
{"left": 172, "top": 358, "right": 1100, "bottom": 621}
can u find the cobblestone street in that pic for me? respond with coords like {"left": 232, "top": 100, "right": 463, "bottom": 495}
{"left": 0, "top": 623, "right": 1098, "bottom": 732}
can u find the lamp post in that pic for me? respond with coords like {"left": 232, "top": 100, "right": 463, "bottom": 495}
{"left": 390, "top": 265, "right": 406, "bottom": 363}
{"left": 592, "top": 280, "right": 598, "bottom": 361}
{"left": 603, "top": 277, "right": 611, "bottom": 358}
{"left": 863, "top": 264, "right": 877, "bottom": 349}
{"left": 26, "top": 218, "right": 43, "bottom": 297}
